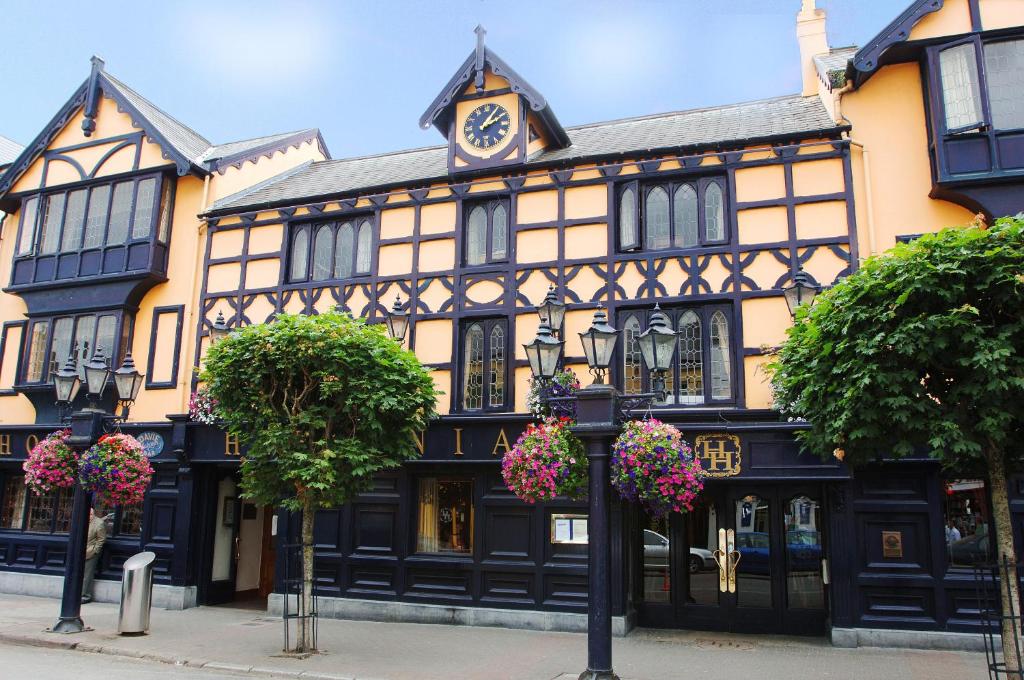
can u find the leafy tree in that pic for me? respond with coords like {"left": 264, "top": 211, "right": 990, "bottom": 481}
{"left": 202, "top": 311, "right": 438, "bottom": 652}
{"left": 768, "top": 216, "right": 1024, "bottom": 668}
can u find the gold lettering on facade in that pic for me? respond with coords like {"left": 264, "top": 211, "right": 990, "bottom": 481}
{"left": 694, "top": 434, "right": 741, "bottom": 477}
{"left": 225, "top": 433, "right": 241, "bottom": 456}
{"left": 452, "top": 428, "right": 464, "bottom": 457}
{"left": 25, "top": 434, "right": 38, "bottom": 454}
{"left": 413, "top": 430, "right": 425, "bottom": 456}
{"left": 0, "top": 435, "right": 10, "bottom": 456}
{"left": 491, "top": 429, "right": 511, "bottom": 457}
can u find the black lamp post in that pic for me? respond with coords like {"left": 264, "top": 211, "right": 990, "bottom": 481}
{"left": 525, "top": 304, "right": 677, "bottom": 680}
{"left": 50, "top": 347, "right": 143, "bottom": 634}
{"left": 636, "top": 304, "right": 676, "bottom": 400}
{"left": 385, "top": 294, "right": 410, "bottom": 345}
{"left": 783, "top": 268, "right": 819, "bottom": 317}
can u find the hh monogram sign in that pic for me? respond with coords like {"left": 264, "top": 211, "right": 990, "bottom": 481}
{"left": 693, "top": 434, "right": 741, "bottom": 477}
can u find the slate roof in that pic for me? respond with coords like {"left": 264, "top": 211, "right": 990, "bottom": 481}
{"left": 0, "top": 136, "right": 23, "bottom": 168}
{"left": 210, "top": 93, "right": 843, "bottom": 214}
{"left": 814, "top": 46, "right": 858, "bottom": 90}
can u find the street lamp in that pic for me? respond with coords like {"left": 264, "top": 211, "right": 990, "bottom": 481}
{"left": 50, "top": 345, "right": 141, "bottom": 635}
{"left": 209, "top": 311, "right": 230, "bottom": 344}
{"left": 385, "top": 294, "right": 410, "bottom": 344}
{"left": 578, "top": 306, "right": 620, "bottom": 384}
{"left": 783, "top": 268, "right": 819, "bottom": 317}
{"left": 536, "top": 285, "right": 566, "bottom": 337}
{"left": 637, "top": 304, "right": 677, "bottom": 400}
{"left": 113, "top": 352, "right": 144, "bottom": 406}
{"left": 522, "top": 317, "right": 564, "bottom": 382}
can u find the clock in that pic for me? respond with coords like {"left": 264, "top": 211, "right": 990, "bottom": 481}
{"left": 462, "top": 103, "right": 511, "bottom": 150}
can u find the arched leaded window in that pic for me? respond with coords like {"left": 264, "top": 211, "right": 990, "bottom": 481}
{"left": 673, "top": 184, "right": 698, "bottom": 248}
{"left": 491, "top": 203, "right": 507, "bottom": 261}
{"left": 466, "top": 206, "right": 487, "bottom": 266}
{"left": 623, "top": 315, "right": 643, "bottom": 395}
{"left": 619, "top": 186, "right": 638, "bottom": 250}
{"left": 645, "top": 186, "right": 670, "bottom": 250}
{"left": 488, "top": 325, "right": 505, "bottom": 408}
{"left": 705, "top": 182, "right": 724, "bottom": 242}
{"left": 678, "top": 310, "right": 704, "bottom": 404}
{"left": 709, "top": 310, "right": 731, "bottom": 399}
{"left": 290, "top": 228, "right": 309, "bottom": 281}
{"left": 334, "top": 222, "right": 354, "bottom": 278}
{"left": 463, "top": 323, "right": 484, "bottom": 410}
{"left": 461, "top": 318, "right": 508, "bottom": 411}
{"left": 311, "top": 225, "right": 334, "bottom": 281}
{"left": 356, "top": 220, "right": 372, "bottom": 274}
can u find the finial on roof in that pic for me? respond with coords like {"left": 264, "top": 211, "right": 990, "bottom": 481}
{"left": 474, "top": 25, "right": 487, "bottom": 90}
{"left": 82, "top": 56, "right": 105, "bottom": 137}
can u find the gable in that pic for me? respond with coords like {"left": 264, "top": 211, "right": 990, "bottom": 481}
{"left": 9, "top": 96, "right": 176, "bottom": 195}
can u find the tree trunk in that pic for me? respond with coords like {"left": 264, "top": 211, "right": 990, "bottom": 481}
{"left": 297, "top": 498, "right": 316, "bottom": 653}
{"left": 988, "top": 449, "right": 1021, "bottom": 675}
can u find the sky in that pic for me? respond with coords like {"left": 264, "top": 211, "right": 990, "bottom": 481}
{"left": 0, "top": 0, "right": 902, "bottom": 160}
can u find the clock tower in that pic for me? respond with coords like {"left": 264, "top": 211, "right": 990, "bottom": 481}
{"left": 419, "top": 26, "right": 570, "bottom": 174}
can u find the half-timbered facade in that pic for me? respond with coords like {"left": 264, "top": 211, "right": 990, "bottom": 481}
{"left": 0, "top": 0, "right": 1021, "bottom": 646}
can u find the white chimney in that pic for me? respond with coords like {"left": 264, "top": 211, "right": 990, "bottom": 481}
{"left": 797, "top": 0, "right": 830, "bottom": 96}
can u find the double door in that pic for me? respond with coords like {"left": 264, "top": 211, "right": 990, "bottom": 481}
{"left": 638, "top": 483, "right": 827, "bottom": 635}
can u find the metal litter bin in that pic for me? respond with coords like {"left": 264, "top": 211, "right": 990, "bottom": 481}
{"left": 118, "top": 551, "right": 156, "bottom": 635}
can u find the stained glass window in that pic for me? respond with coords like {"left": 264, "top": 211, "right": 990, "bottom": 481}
{"left": 464, "top": 199, "right": 509, "bottom": 266}
{"left": 705, "top": 182, "right": 724, "bottom": 242}
{"left": 39, "top": 193, "right": 65, "bottom": 255}
{"left": 622, "top": 178, "right": 726, "bottom": 252}
{"left": 290, "top": 228, "right": 309, "bottom": 281}
{"left": 488, "top": 325, "right": 505, "bottom": 408}
{"left": 939, "top": 43, "right": 984, "bottom": 130}
{"left": 623, "top": 315, "right": 643, "bottom": 395}
{"left": 61, "top": 189, "right": 88, "bottom": 252}
{"left": 491, "top": 203, "right": 508, "bottom": 261}
{"left": 463, "top": 323, "right": 484, "bottom": 410}
{"left": 984, "top": 39, "right": 1024, "bottom": 131}
{"left": 356, "top": 220, "right": 372, "bottom": 274}
{"left": 462, "top": 319, "right": 507, "bottom": 411}
{"left": 0, "top": 475, "right": 27, "bottom": 529}
{"left": 710, "top": 310, "right": 732, "bottom": 400}
{"left": 311, "top": 225, "right": 334, "bottom": 281}
{"left": 645, "top": 186, "right": 670, "bottom": 250}
{"left": 678, "top": 311, "right": 704, "bottom": 405}
{"left": 619, "top": 185, "right": 638, "bottom": 250}
{"left": 673, "top": 184, "right": 698, "bottom": 248}
{"left": 131, "top": 178, "right": 157, "bottom": 239}
{"left": 16, "top": 197, "right": 39, "bottom": 256}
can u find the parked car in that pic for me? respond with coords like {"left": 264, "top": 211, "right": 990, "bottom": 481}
{"left": 643, "top": 529, "right": 717, "bottom": 574}
{"left": 949, "top": 532, "right": 991, "bottom": 566}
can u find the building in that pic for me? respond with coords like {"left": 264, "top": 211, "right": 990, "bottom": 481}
{"left": 0, "top": 0, "right": 1021, "bottom": 646}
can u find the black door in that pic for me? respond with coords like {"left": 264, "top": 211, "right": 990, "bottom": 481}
{"left": 636, "top": 483, "right": 827, "bottom": 635}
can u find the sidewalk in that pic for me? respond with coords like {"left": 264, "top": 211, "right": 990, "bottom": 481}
{"left": 0, "top": 593, "right": 988, "bottom": 680}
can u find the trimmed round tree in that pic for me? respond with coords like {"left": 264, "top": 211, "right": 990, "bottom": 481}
{"left": 768, "top": 216, "right": 1024, "bottom": 668}
{"left": 202, "top": 311, "right": 438, "bottom": 653}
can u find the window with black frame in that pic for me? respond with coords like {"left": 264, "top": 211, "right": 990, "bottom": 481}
{"left": 416, "top": 477, "right": 473, "bottom": 555}
{"left": 15, "top": 174, "right": 172, "bottom": 258}
{"left": 935, "top": 38, "right": 1024, "bottom": 134}
{"left": 22, "top": 312, "right": 129, "bottom": 384}
{"left": 943, "top": 478, "right": 993, "bottom": 568}
{"left": 463, "top": 198, "right": 509, "bottom": 266}
{"left": 620, "top": 305, "right": 734, "bottom": 405}
{"left": 288, "top": 217, "right": 373, "bottom": 283}
{"left": 460, "top": 318, "right": 507, "bottom": 411}
{"left": 0, "top": 473, "right": 74, "bottom": 534}
{"left": 618, "top": 177, "right": 726, "bottom": 252}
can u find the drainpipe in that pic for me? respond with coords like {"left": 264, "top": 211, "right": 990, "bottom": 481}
{"left": 834, "top": 81, "right": 877, "bottom": 258}
{"left": 179, "top": 173, "right": 212, "bottom": 411}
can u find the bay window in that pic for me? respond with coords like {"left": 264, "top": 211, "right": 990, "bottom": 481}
{"left": 22, "top": 312, "right": 129, "bottom": 384}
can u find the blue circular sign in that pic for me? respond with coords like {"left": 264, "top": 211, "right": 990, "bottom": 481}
{"left": 137, "top": 431, "right": 164, "bottom": 458}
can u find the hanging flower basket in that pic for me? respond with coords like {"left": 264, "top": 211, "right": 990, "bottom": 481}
{"left": 189, "top": 388, "right": 219, "bottom": 424}
{"left": 526, "top": 369, "right": 581, "bottom": 420}
{"left": 611, "top": 419, "right": 704, "bottom": 516}
{"left": 79, "top": 433, "right": 154, "bottom": 506}
{"left": 23, "top": 429, "right": 77, "bottom": 495}
{"left": 502, "top": 417, "right": 587, "bottom": 503}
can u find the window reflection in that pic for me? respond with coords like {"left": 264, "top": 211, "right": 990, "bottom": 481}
{"left": 641, "top": 514, "right": 671, "bottom": 603}
{"left": 944, "top": 479, "right": 992, "bottom": 567}
{"left": 417, "top": 478, "right": 473, "bottom": 554}
{"left": 785, "top": 495, "right": 824, "bottom": 610}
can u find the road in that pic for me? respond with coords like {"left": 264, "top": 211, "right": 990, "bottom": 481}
{"left": 0, "top": 641, "right": 291, "bottom": 679}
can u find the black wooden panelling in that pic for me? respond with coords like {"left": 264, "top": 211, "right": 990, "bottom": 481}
{"left": 484, "top": 509, "right": 532, "bottom": 560}
{"left": 481, "top": 571, "right": 534, "bottom": 604}
{"left": 542, "top": 573, "right": 588, "bottom": 608}
{"left": 150, "top": 501, "right": 176, "bottom": 542}
{"left": 406, "top": 568, "right": 473, "bottom": 600}
{"left": 313, "top": 509, "right": 343, "bottom": 551}
{"left": 348, "top": 566, "right": 396, "bottom": 595}
{"left": 860, "top": 517, "right": 931, "bottom": 573}
{"left": 860, "top": 588, "right": 936, "bottom": 626}
{"left": 354, "top": 506, "right": 396, "bottom": 555}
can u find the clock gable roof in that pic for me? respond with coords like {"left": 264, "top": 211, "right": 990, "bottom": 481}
{"left": 418, "top": 28, "right": 571, "bottom": 151}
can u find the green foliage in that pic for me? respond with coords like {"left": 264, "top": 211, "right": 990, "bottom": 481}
{"left": 202, "top": 311, "right": 439, "bottom": 511}
{"left": 768, "top": 216, "right": 1024, "bottom": 470}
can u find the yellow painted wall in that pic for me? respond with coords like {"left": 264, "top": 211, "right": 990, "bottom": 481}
{"left": 841, "top": 63, "right": 976, "bottom": 254}
{"left": 979, "top": 0, "right": 1024, "bottom": 29}
{"left": 908, "top": 0, "right": 972, "bottom": 40}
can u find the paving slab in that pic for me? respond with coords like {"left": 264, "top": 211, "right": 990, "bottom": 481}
{"left": 0, "top": 593, "right": 991, "bottom": 680}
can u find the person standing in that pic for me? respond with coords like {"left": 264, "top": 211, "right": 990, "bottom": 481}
{"left": 81, "top": 507, "right": 108, "bottom": 604}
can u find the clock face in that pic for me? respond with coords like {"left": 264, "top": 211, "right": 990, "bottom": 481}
{"left": 462, "top": 103, "right": 511, "bottom": 150}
